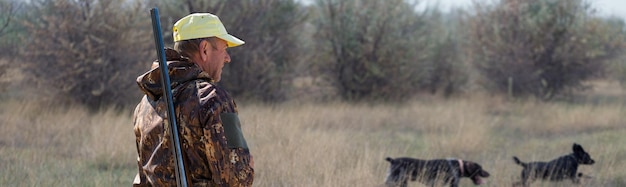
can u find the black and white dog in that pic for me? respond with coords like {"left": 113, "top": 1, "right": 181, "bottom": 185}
{"left": 384, "top": 157, "right": 490, "bottom": 187}
{"left": 512, "top": 143, "right": 595, "bottom": 187}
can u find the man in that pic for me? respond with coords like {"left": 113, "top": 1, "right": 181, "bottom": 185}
{"left": 133, "top": 13, "right": 254, "bottom": 186}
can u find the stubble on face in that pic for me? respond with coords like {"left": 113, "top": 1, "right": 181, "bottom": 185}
{"left": 199, "top": 39, "right": 230, "bottom": 82}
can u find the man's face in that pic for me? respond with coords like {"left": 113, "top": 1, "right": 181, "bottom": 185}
{"left": 198, "top": 39, "right": 231, "bottom": 82}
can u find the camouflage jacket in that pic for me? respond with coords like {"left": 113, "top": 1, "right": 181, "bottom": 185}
{"left": 133, "top": 49, "right": 254, "bottom": 187}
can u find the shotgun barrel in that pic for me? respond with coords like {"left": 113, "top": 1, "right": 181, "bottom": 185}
{"left": 149, "top": 8, "right": 189, "bottom": 187}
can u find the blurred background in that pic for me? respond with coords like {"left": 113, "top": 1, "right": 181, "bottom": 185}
{"left": 2, "top": 0, "right": 626, "bottom": 107}
{"left": 1, "top": 0, "right": 626, "bottom": 186}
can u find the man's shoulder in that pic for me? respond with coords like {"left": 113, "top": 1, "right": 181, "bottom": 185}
{"left": 193, "top": 81, "right": 233, "bottom": 102}
{"left": 190, "top": 80, "right": 237, "bottom": 113}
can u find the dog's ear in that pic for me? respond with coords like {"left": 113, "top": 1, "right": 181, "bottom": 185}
{"left": 480, "top": 169, "right": 490, "bottom": 177}
{"left": 573, "top": 143, "right": 584, "bottom": 153}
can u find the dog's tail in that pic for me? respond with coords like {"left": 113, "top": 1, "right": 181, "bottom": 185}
{"left": 385, "top": 157, "right": 403, "bottom": 165}
{"left": 512, "top": 156, "right": 527, "bottom": 167}
{"left": 385, "top": 157, "right": 394, "bottom": 163}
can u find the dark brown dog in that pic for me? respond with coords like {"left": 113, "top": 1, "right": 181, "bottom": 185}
{"left": 384, "top": 157, "right": 490, "bottom": 187}
{"left": 512, "top": 143, "right": 595, "bottom": 187}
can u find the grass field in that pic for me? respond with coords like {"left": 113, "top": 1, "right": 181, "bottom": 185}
{"left": 1, "top": 82, "right": 625, "bottom": 186}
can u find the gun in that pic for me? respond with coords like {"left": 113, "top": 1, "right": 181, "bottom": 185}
{"left": 149, "top": 8, "right": 189, "bottom": 187}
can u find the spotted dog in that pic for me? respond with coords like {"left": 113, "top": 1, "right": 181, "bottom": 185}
{"left": 512, "top": 143, "right": 595, "bottom": 187}
{"left": 384, "top": 157, "right": 490, "bottom": 187}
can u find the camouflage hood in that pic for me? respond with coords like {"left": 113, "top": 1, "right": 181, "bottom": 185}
{"left": 136, "top": 48, "right": 212, "bottom": 101}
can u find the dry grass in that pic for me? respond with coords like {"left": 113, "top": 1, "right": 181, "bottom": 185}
{"left": 1, "top": 83, "right": 625, "bottom": 186}
{"left": 0, "top": 100, "right": 136, "bottom": 186}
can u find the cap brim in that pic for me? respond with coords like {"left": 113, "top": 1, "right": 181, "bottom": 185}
{"left": 217, "top": 34, "right": 245, "bottom": 47}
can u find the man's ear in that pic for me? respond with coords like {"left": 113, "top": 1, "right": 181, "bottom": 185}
{"left": 199, "top": 39, "right": 210, "bottom": 61}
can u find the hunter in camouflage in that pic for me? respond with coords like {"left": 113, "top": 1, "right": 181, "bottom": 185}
{"left": 133, "top": 49, "right": 253, "bottom": 186}
{"left": 133, "top": 13, "right": 253, "bottom": 186}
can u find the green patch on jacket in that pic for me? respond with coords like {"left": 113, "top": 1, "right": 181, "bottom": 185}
{"left": 220, "top": 113, "right": 249, "bottom": 149}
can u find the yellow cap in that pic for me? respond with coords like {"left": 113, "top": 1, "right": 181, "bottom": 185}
{"left": 172, "top": 13, "right": 244, "bottom": 47}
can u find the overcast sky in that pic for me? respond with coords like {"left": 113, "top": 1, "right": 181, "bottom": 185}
{"left": 420, "top": 0, "right": 626, "bottom": 20}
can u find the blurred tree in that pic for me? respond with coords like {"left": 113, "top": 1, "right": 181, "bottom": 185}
{"left": 20, "top": 0, "right": 153, "bottom": 108}
{"left": 0, "top": 0, "right": 17, "bottom": 38}
{"left": 421, "top": 10, "right": 468, "bottom": 97}
{"left": 601, "top": 17, "right": 626, "bottom": 86}
{"left": 149, "top": 0, "right": 307, "bottom": 102}
{"left": 465, "top": 0, "right": 626, "bottom": 99}
{"left": 0, "top": 0, "right": 18, "bottom": 94}
{"left": 0, "top": 0, "right": 22, "bottom": 56}
{"left": 312, "top": 0, "right": 443, "bottom": 101}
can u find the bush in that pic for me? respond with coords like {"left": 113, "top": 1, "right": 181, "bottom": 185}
{"left": 420, "top": 11, "right": 468, "bottom": 97}
{"left": 601, "top": 17, "right": 626, "bottom": 86}
{"left": 19, "top": 0, "right": 153, "bottom": 108}
{"left": 465, "top": 0, "right": 626, "bottom": 99}
{"left": 311, "top": 0, "right": 442, "bottom": 101}
{"left": 0, "top": 0, "right": 18, "bottom": 95}
{"left": 0, "top": 0, "right": 22, "bottom": 57}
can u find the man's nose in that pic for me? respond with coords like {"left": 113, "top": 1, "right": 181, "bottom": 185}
{"left": 225, "top": 52, "right": 231, "bottom": 63}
